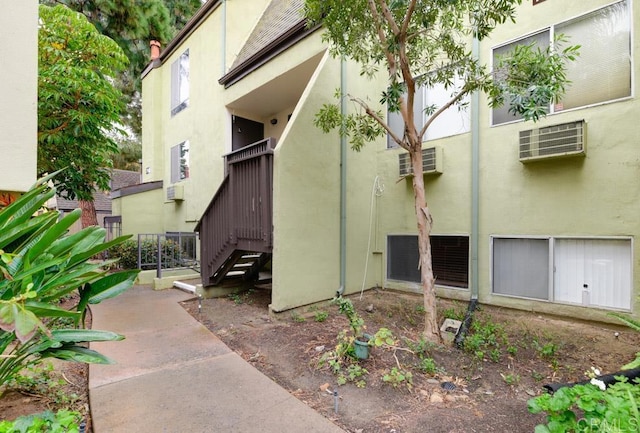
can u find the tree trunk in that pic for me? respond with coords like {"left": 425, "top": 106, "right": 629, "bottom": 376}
{"left": 79, "top": 200, "right": 99, "bottom": 229}
{"left": 409, "top": 147, "right": 442, "bottom": 343}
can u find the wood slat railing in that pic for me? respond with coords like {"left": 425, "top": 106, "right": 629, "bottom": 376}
{"left": 196, "top": 138, "right": 276, "bottom": 286}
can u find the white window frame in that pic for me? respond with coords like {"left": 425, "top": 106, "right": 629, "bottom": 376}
{"left": 171, "top": 49, "right": 190, "bottom": 116}
{"left": 491, "top": 0, "right": 632, "bottom": 126}
{"left": 490, "top": 235, "right": 633, "bottom": 311}
{"left": 387, "top": 77, "right": 470, "bottom": 148}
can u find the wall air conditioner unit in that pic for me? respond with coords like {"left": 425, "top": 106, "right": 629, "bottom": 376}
{"left": 167, "top": 184, "right": 184, "bottom": 201}
{"left": 398, "top": 146, "right": 443, "bottom": 178}
{"left": 519, "top": 120, "right": 586, "bottom": 162}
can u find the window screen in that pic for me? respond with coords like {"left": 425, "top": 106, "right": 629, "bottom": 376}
{"left": 492, "top": 238, "right": 549, "bottom": 299}
{"left": 556, "top": 1, "right": 630, "bottom": 111}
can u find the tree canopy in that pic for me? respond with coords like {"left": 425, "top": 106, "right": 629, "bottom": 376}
{"left": 305, "top": 0, "right": 578, "bottom": 341}
{"left": 42, "top": 0, "right": 203, "bottom": 138}
{"left": 38, "top": 4, "right": 129, "bottom": 201}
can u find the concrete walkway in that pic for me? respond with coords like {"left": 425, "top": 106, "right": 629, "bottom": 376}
{"left": 89, "top": 286, "right": 345, "bottom": 433}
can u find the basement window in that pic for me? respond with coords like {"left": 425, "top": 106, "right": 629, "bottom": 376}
{"left": 387, "top": 235, "right": 469, "bottom": 288}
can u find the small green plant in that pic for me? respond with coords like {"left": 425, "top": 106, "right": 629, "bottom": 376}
{"left": 418, "top": 357, "right": 438, "bottom": 375}
{"left": 8, "top": 363, "right": 79, "bottom": 407}
{"left": 442, "top": 304, "right": 465, "bottom": 321}
{"left": 290, "top": 312, "right": 306, "bottom": 323}
{"left": 531, "top": 371, "right": 545, "bottom": 382}
{"left": 500, "top": 372, "right": 520, "bottom": 386}
{"left": 228, "top": 292, "right": 243, "bottom": 305}
{"left": 534, "top": 340, "right": 559, "bottom": 360}
{"left": 0, "top": 410, "right": 82, "bottom": 433}
{"left": 332, "top": 297, "right": 365, "bottom": 339}
{"left": 314, "top": 310, "right": 329, "bottom": 322}
{"left": 529, "top": 379, "right": 640, "bottom": 432}
{"left": 507, "top": 345, "right": 518, "bottom": 356}
{"left": 463, "top": 316, "right": 507, "bottom": 363}
{"left": 382, "top": 367, "right": 413, "bottom": 390}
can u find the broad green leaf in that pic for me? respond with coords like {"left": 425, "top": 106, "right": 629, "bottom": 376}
{"left": 14, "top": 307, "right": 41, "bottom": 343}
{"left": 25, "top": 301, "right": 82, "bottom": 319}
{"left": 50, "top": 329, "right": 124, "bottom": 343}
{"left": 26, "top": 208, "right": 82, "bottom": 261}
{"left": 0, "top": 212, "right": 57, "bottom": 251}
{"left": 0, "top": 185, "right": 50, "bottom": 229}
{"left": 67, "top": 234, "right": 131, "bottom": 268}
{"left": 0, "top": 304, "right": 16, "bottom": 332}
{"left": 40, "top": 345, "right": 116, "bottom": 364}
{"left": 83, "top": 270, "right": 138, "bottom": 305}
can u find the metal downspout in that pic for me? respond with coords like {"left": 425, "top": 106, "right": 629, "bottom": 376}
{"left": 471, "top": 36, "right": 480, "bottom": 301}
{"left": 221, "top": 0, "right": 226, "bottom": 75}
{"left": 338, "top": 58, "right": 347, "bottom": 296}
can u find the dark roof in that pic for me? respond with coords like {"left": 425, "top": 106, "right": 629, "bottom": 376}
{"left": 142, "top": 0, "right": 318, "bottom": 87}
{"left": 219, "top": 0, "right": 317, "bottom": 87}
{"left": 56, "top": 169, "right": 140, "bottom": 212}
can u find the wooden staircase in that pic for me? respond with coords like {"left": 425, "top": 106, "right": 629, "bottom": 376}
{"left": 195, "top": 138, "right": 275, "bottom": 287}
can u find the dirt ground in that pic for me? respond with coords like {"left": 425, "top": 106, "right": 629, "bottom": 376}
{"left": 1, "top": 286, "right": 638, "bottom": 433}
{"left": 181, "top": 287, "right": 640, "bottom": 433}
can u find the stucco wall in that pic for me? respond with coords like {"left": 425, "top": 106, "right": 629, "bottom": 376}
{"left": 0, "top": 0, "right": 37, "bottom": 193}
{"left": 271, "top": 52, "right": 383, "bottom": 311}
{"left": 113, "top": 189, "right": 164, "bottom": 236}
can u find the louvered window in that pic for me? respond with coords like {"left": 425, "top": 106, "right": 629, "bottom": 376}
{"left": 387, "top": 235, "right": 469, "bottom": 288}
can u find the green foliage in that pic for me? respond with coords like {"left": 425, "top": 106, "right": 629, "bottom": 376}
{"left": 490, "top": 35, "right": 580, "bottom": 122}
{"left": 529, "top": 380, "right": 640, "bottom": 433}
{"left": 0, "top": 410, "right": 82, "bottom": 433}
{"left": 610, "top": 312, "right": 640, "bottom": 370}
{"left": 38, "top": 5, "right": 129, "bottom": 201}
{"left": 418, "top": 357, "right": 438, "bottom": 375}
{"left": 463, "top": 316, "right": 508, "bottom": 363}
{"left": 314, "top": 310, "right": 329, "bottom": 322}
{"left": 0, "top": 179, "right": 138, "bottom": 388}
{"left": 290, "top": 312, "right": 306, "bottom": 323}
{"left": 8, "top": 363, "right": 79, "bottom": 407}
{"left": 305, "top": 0, "right": 579, "bottom": 151}
{"left": 382, "top": 367, "right": 413, "bottom": 390}
{"left": 332, "top": 297, "right": 365, "bottom": 339}
{"left": 442, "top": 305, "right": 465, "bottom": 321}
{"left": 108, "top": 238, "right": 186, "bottom": 270}
{"left": 41, "top": 0, "right": 202, "bottom": 139}
{"left": 500, "top": 372, "right": 520, "bottom": 386}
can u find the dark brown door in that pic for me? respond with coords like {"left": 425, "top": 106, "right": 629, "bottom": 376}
{"left": 232, "top": 116, "right": 264, "bottom": 151}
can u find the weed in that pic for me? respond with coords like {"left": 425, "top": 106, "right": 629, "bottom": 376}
{"left": 531, "top": 371, "right": 545, "bottom": 382}
{"left": 501, "top": 372, "right": 520, "bottom": 386}
{"left": 314, "top": 310, "right": 329, "bottom": 322}
{"left": 382, "top": 367, "right": 413, "bottom": 390}
{"left": 507, "top": 345, "right": 518, "bottom": 356}
{"left": 415, "top": 305, "right": 426, "bottom": 314}
{"left": 442, "top": 305, "right": 465, "bottom": 321}
{"left": 418, "top": 357, "right": 438, "bottom": 375}
{"left": 9, "top": 363, "right": 79, "bottom": 407}
{"left": 463, "top": 315, "right": 508, "bottom": 363}
{"left": 228, "top": 292, "right": 243, "bottom": 305}
{"left": 290, "top": 312, "right": 306, "bottom": 323}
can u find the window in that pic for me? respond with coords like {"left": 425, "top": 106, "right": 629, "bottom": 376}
{"left": 171, "top": 50, "right": 190, "bottom": 115}
{"left": 492, "top": 237, "right": 631, "bottom": 310}
{"left": 387, "top": 235, "right": 469, "bottom": 288}
{"left": 492, "top": 1, "right": 630, "bottom": 125}
{"left": 170, "top": 140, "right": 190, "bottom": 183}
{"left": 387, "top": 78, "right": 470, "bottom": 148}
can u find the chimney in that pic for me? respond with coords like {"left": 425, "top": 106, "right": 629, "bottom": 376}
{"left": 150, "top": 40, "right": 161, "bottom": 61}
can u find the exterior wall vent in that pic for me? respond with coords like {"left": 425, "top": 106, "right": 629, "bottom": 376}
{"left": 398, "top": 146, "right": 443, "bottom": 177}
{"left": 167, "top": 184, "right": 184, "bottom": 201}
{"left": 519, "top": 120, "right": 586, "bottom": 162}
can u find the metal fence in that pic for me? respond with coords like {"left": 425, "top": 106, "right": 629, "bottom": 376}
{"left": 137, "top": 232, "right": 199, "bottom": 278}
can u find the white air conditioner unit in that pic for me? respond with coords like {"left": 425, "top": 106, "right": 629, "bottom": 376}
{"left": 519, "top": 120, "right": 586, "bottom": 162}
{"left": 167, "top": 184, "right": 184, "bottom": 201}
{"left": 399, "top": 146, "right": 443, "bottom": 177}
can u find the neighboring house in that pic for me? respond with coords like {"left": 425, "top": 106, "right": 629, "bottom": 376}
{"left": 114, "top": 0, "right": 640, "bottom": 321}
{"left": 56, "top": 169, "right": 140, "bottom": 235}
{"left": 0, "top": 0, "right": 38, "bottom": 205}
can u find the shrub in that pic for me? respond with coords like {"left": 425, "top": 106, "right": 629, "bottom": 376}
{"left": 108, "top": 238, "right": 187, "bottom": 270}
{"left": 0, "top": 176, "right": 138, "bottom": 388}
